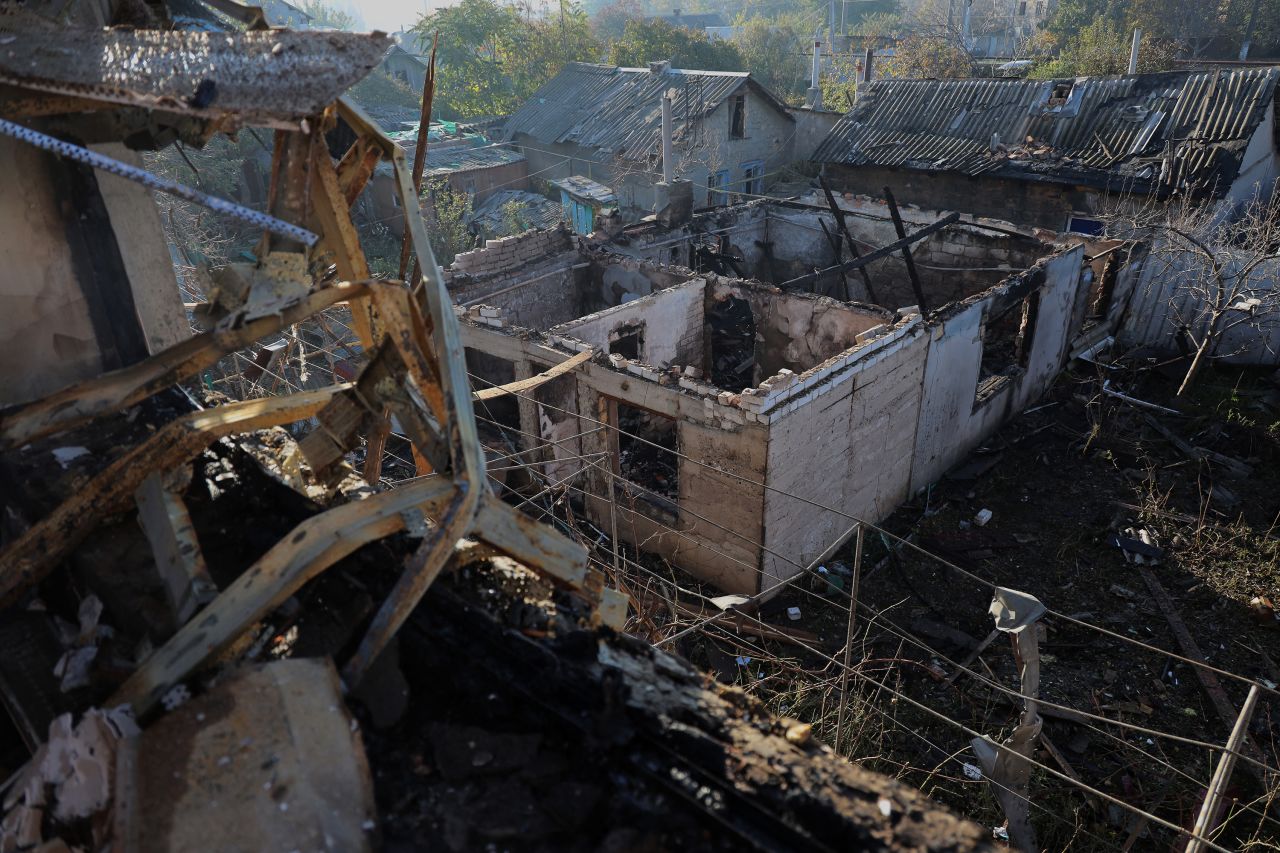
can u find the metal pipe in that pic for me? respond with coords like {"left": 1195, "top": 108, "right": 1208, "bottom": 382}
{"left": 661, "top": 95, "right": 674, "bottom": 184}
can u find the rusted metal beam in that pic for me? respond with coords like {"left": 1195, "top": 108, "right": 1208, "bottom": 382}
{"left": 114, "top": 475, "right": 459, "bottom": 717}
{"left": 335, "top": 136, "right": 382, "bottom": 207}
{"left": 398, "top": 33, "right": 439, "bottom": 285}
{"left": 0, "top": 387, "right": 347, "bottom": 611}
{"left": 0, "top": 282, "right": 371, "bottom": 450}
{"left": 883, "top": 187, "right": 929, "bottom": 314}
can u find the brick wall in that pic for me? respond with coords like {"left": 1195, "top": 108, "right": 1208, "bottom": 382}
{"left": 450, "top": 224, "right": 573, "bottom": 280}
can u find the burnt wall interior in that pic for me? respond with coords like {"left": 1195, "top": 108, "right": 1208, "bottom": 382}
{"left": 706, "top": 278, "right": 890, "bottom": 383}
{"left": 762, "top": 204, "right": 1049, "bottom": 312}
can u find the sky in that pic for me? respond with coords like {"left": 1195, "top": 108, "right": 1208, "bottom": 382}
{"left": 342, "top": 0, "right": 449, "bottom": 33}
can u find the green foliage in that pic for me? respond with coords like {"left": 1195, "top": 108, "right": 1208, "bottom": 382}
{"left": 608, "top": 18, "right": 744, "bottom": 70}
{"left": 501, "top": 198, "right": 530, "bottom": 233}
{"left": 423, "top": 180, "right": 475, "bottom": 265}
{"left": 730, "top": 16, "right": 807, "bottom": 100}
{"left": 880, "top": 34, "right": 972, "bottom": 78}
{"left": 1030, "top": 18, "right": 1178, "bottom": 77}
{"left": 819, "top": 54, "right": 861, "bottom": 113}
{"left": 591, "top": 0, "right": 644, "bottom": 40}
{"left": 411, "top": 0, "right": 601, "bottom": 119}
{"left": 297, "top": 0, "right": 356, "bottom": 30}
{"left": 346, "top": 68, "right": 421, "bottom": 110}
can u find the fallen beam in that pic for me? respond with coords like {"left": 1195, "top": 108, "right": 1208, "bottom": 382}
{"left": 0, "top": 283, "right": 371, "bottom": 450}
{"left": 0, "top": 387, "right": 346, "bottom": 611}
{"left": 473, "top": 349, "right": 594, "bottom": 401}
{"left": 778, "top": 212, "right": 959, "bottom": 292}
{"left": 1138, "top": 566, "right": 1264, "bottom": 783}
{"left": 114, "top": 476, "right": 459, "bottom": 716}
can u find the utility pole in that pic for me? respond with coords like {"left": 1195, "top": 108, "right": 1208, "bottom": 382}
{"left": 829, "top": 0, "right": 836, "bottom": 58}
{"left": 1128, "top": 27, "right": 1141, "bottom": 74}
{"left": 559, "top": 0, "right": 566, "bottom": 60}
{"left": 1240, "top": 0, "right": 1262, "bottom": 61}
{"left": 661, "top": 95, "right": 674, "bottom": 184}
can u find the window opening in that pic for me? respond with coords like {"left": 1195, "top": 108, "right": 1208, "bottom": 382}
{"left": 608, "top": 322, "right": 645, "bottom": 360}
{"left": 616, "top": 401, "right": 679, "bottom": 506}
{"left": 974, "top": 288, "right": 1041, "bottom": 405}
{"left": 730, "top": 94, "right": 746, "bottom": 139}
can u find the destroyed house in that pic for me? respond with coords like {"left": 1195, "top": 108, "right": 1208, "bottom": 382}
{"left": 0, "top": 3, "right": 1007, "bottom": 850}
{"left": 812, "top": 69, "right": 1280, "bottom": 232}
{"left": 451, "top": 197, "right": 1112, "bottom": 595}
{"left": 502, "top": 62, "right": 796, "bottom": 220}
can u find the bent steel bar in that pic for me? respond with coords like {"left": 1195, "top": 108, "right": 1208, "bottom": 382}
{"left": 0, "top": 117, "right": 319, "bottom": 246}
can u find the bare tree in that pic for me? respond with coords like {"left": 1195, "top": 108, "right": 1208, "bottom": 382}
{"left": 1105, "top": 191, "right": 1280, "bottom": 396}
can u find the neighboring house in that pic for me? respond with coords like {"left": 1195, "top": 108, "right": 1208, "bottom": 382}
{"left": 648, "top": 9, "right": 727, "bottom": 30}
{"left": 812, "top": 68, "right": 1280, "bottom": 232}
{"left": 381, "top": 44, "right": 428, "bottom": 93}
{"left": 364, "top": 139, "right": 526, "bottom": 234}
{"left": 553, "top": 176, "right": 618, "bottom": 235}
{"left": 426, "top": 146, "right": 528, "bottom": 204}
{"left": 502, "top": 62, "right": 796, "bottom": 220}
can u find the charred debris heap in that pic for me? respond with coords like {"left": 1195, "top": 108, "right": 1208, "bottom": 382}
{"left": 0, "top": 2, "right": 997, "bottom": 851}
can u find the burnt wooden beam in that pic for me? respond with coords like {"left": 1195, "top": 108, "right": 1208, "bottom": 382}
{"left": 820, "top": 176, "right": 877, "bottom": 304}
{"left": 883, "top": 187, "right": 929, "bottom": 314}
{"left": 778, "top": 212, "right": 959, "bottom": 293}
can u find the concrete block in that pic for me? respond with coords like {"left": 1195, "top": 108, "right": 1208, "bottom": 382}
{"left": 478, "top": 306, "right": 501, "bottom": 319}
{"left": 855, "top": 324, "right": 886, "bottom": 345}
{"left": 485, "top": 239, "right": 501, "bottom": 250}
{"left": 609, "top": 353, "right": 628, "bottom": 369}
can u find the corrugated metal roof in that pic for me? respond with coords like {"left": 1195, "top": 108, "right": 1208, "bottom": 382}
{"left": 469, "top": 190, "right": 564, "bottom": 234}
{"left": 812, "top": 69, "right": 1280, "bottom": 197}
{"left": 425, "top": 146, "right": 525, "bottom": 177}
{"left": 502, "top": 62, "right": 793, "bottom": 162}
{"left": 552, "top": 175, "right": 617, "bottom": 205}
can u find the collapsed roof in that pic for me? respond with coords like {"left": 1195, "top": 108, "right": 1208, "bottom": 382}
{"left": 812, "top": 69, "right": 1280, "bottom": 198}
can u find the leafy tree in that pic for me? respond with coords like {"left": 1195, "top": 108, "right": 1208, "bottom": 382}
{"left": 591, "top": 0, "right": 645, "bottom": 40}
{"left": 410, "top": 0, "right": 601, "bottom": 118}
{"left": 880, "top": 34, "right": 972, "bottom": 78}
{"left": 297, "top": 0, "right": 356, "bottom": 30}
{"left": 608, "top": 18, "right": 744, "bottom": 70}
{"left": 1030, "top": 17, "right": 1178, "bottom": 77}
{"left": 422, "top": 180, "right": 474, "bottom": 265}
{"left": 1043, "top": 0, "right": 1127, "bottom": 44}
{"left": 730, "top": 17, "right": 807, "bottom": 100}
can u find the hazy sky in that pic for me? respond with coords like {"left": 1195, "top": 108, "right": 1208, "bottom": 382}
{"left": 342, "top": 0, "right": 448, "bottom": 33}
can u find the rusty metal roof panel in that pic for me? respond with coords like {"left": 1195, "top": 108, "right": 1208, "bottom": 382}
{"left": 503, "top": 62, "right": 792, "bottom": 162}
{"left": 0, "top": 26, "right": 392, "bottom": 128}
{"left": 813, "top": 68, "right": 1280, "bottom": 197}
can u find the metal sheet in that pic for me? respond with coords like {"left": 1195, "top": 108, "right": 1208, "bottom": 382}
{"left": 813, "top": 68, "right": 1280, "bottom": 197}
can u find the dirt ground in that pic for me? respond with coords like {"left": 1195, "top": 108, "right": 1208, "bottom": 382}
{"left": 659, "top": 360, "right": 1280, "bottom": 851}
